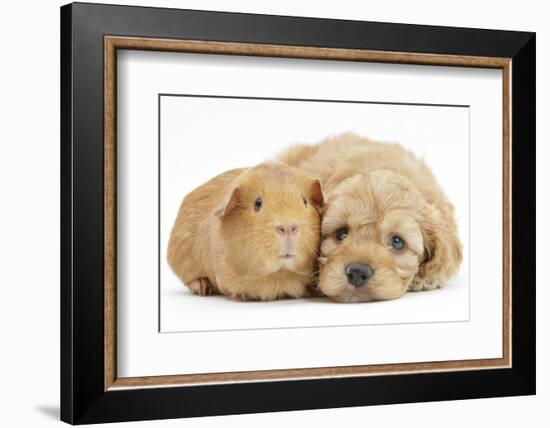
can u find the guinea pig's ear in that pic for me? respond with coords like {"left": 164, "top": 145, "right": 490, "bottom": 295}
{"left": 309, "top": 179, "right": 325, "bottom": 212}
{"left": 214, "top": 186, "right": 243, "bottom": 218}
{"left": 418, "top": 203, "right": 463, "bottom": 282}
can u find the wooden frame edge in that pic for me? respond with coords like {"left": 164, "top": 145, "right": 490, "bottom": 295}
{"left": 103, "top": 35, "right": 512, "bottom": 391}
{"left": 104, "top": 36, "right": 117, "bottom": 390}
{"left": 106, "top": 35, "right": 511, "bottom": 68}
{"left": 110, "top": 357, "right": 508, "bottom": 390}
{"left": 502, "top": 61, "right": 512, "bottom": 369}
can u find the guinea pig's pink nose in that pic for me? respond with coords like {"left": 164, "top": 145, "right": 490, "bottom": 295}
{"left": 275, "top": 224, "right": 299, "bottom": 237}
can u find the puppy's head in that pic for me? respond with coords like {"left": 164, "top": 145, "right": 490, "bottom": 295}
{"left": 215, "top": 162, "right": 324, "bottom": 279}
{"left": 318, "top": 170, "right": 461, "bottom": 302}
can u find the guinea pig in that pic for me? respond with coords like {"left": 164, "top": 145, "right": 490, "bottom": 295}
{"left": 167, "top": 162, "right": 324, "bottom": 301}
{"left": 278, "top": 133, "right": 463, "bottom": 303}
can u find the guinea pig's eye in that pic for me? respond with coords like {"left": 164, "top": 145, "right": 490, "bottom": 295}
{"left": 254, "top": 197, "right": 262, "bottom": 212}
{"left": 390, "top": 235, "right": 405, "bottom": 251}
{"left": 335, "top": 227, "right": 349, "bottom": 241}
{"left": 302, "top": 196, "right": 308, "bottom": 207}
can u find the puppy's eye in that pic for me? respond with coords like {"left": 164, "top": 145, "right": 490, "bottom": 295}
{"left": 302, "top": 196, "right": 308, "bottom": 207}
{"left": 254, "top": 197, "right": 262, "bottom": 212}
{"left": 390, "top": 235, "right": 405, "bottom": 251}
{"left": 336, "top": 227, "right": 349, "bottom": 241}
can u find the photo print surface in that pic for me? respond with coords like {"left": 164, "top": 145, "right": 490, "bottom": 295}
{"left": 158, "top": 95, "right": 470, "bottom": 333}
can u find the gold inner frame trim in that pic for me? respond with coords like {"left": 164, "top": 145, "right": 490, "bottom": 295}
{"left": 104, "top": 35, "right": 512, "bottom": 391}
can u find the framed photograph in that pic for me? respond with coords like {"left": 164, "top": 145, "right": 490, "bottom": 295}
{"left": 60, "top": 2, "right": 535, "bottom": 424}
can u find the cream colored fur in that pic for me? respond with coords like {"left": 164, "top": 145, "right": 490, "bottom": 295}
{"left": 279, "top": 133, "right": 462, "bottom": 302}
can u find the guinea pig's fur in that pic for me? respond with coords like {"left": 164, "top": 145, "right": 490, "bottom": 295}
{"left": 279, "top": 133, "right": 462, "bottom": 303}
{"left": 167, "top": 162, "right": 324, "bottom": 301}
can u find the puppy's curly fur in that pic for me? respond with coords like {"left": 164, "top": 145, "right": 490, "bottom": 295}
{"left": 279, "top": 133, "right": 462, "bottom": 302}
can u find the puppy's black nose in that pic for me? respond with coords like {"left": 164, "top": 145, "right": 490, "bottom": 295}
{"left": 345, "top": 262, "right": 373, "bottom": 288}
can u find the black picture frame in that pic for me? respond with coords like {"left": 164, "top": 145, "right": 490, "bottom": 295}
{"left": 61, "top": 2, "right": 535, "bottom": 424}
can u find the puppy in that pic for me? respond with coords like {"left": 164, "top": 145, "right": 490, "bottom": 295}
{"left": 279, "top": 133, "right": 462, "bottom": 302}
{"left": 167, "top": 162, "right": 324, "bottom": 301}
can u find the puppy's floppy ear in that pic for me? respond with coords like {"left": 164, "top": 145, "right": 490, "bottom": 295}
{"left": 308, "top": 179, "right": 324, "bottom": 212}
{"left": 214, "top": 186, "right": 243, "bottom": 218}
{"left": 418, "top": 203, "right": 463, "bottom": 281}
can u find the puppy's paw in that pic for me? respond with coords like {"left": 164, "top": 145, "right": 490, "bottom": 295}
{"left": 409, "top": 276, "right": 441, "bottom": 292}
{"left": 188, "top": 277, "right": 214, "bottom": 296}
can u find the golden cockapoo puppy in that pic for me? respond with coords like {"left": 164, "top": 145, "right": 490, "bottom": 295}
{"left": 279, "top": 133, "right": 462, "bottom": 303}
{"left": 167, "top": 162, "right": 324, "bottom": 301}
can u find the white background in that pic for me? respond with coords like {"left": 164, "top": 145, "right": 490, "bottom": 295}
{"left": 119, "top": 51, "right": 503, "bottom": 377}
{"left": 0, "top": 0, "right": 546, "bottom": 427}
{"left": 159, "top": 95, "right": 471, "bottom": 332}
